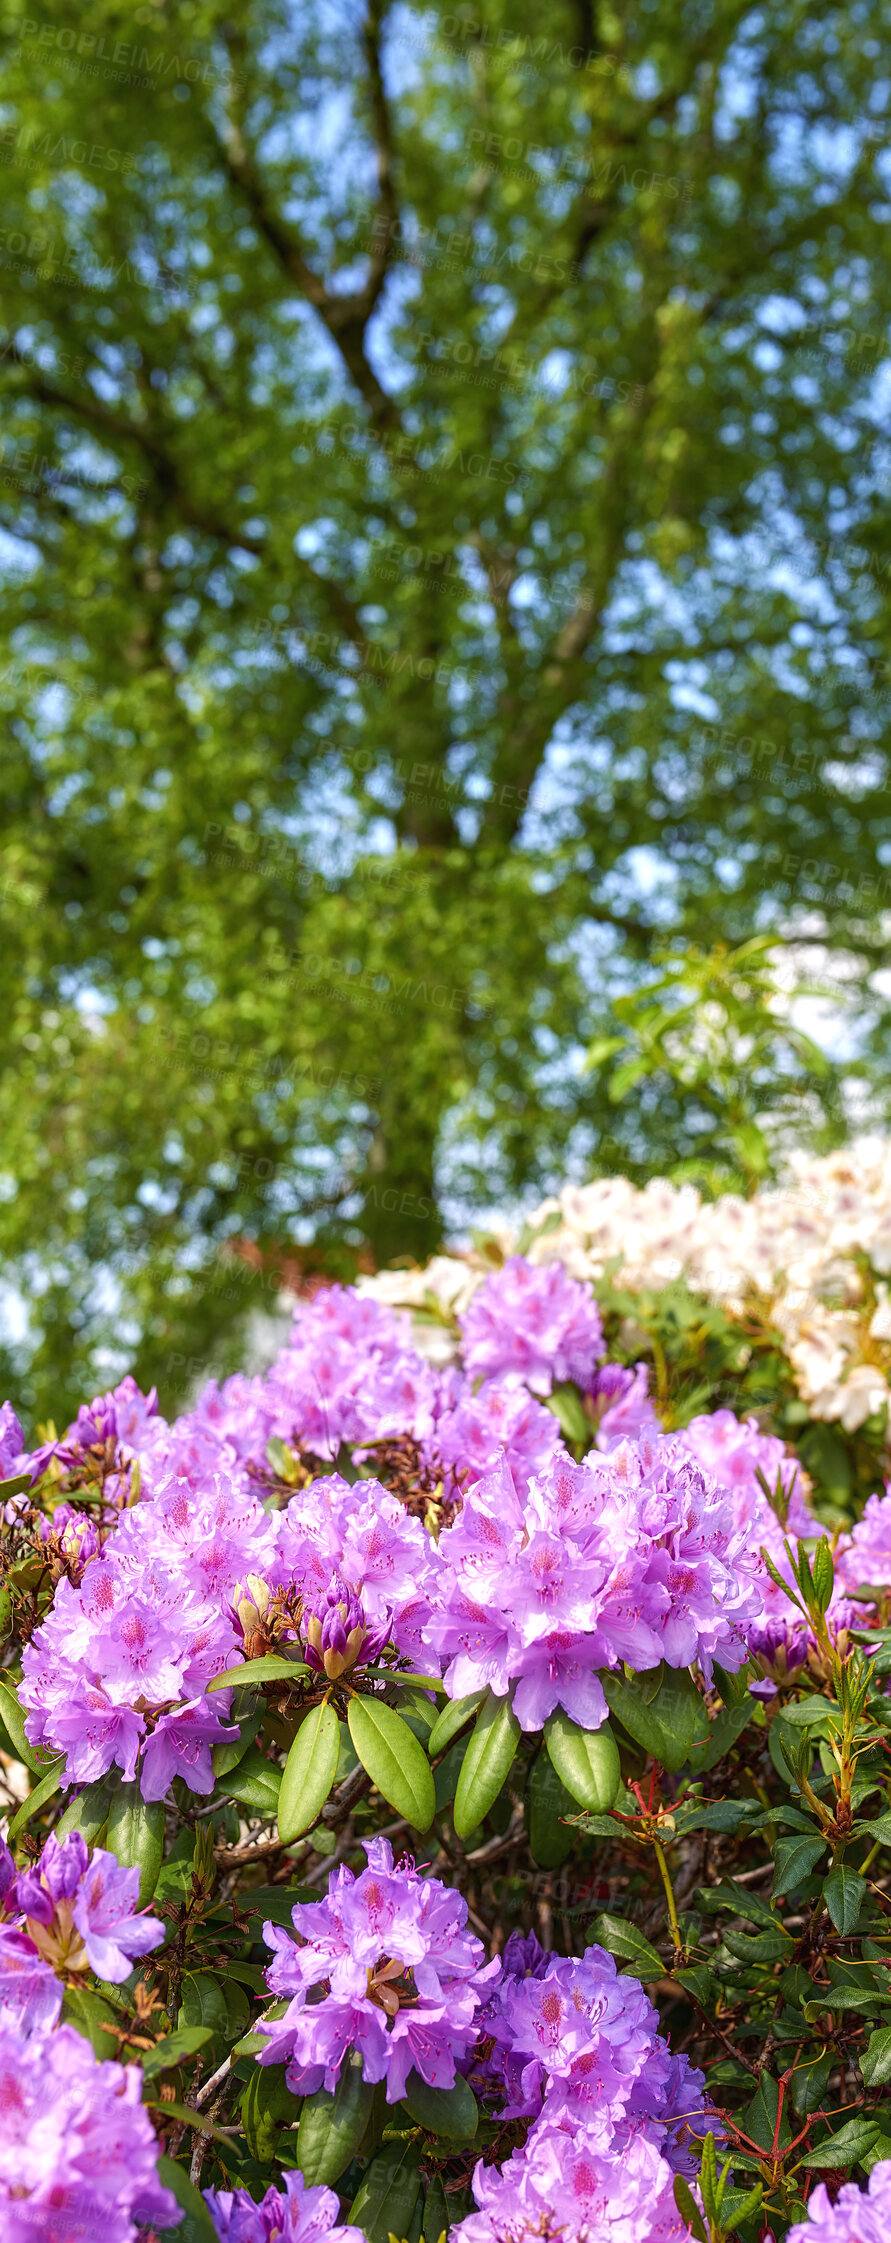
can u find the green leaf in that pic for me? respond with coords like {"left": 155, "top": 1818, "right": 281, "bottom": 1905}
{"left": 526, "top": 1749, "right": 576, "bottom": 1867}
{"left": 219, "top": 1744, "right": 282, "bottom": 1815}
{"left": 687, "top": 1698, "right": 754, "bottom": 1773}
{"left": 211, "top": 1708, "right": 262, "bottom": 1777}
{"left": 602, "top": 1666, "right": 709, "bottom": 1771}
{"left": 772, "top": 1834, "right": 828, "bottom": 1897}
{"left": 403, "top": 2069, "right": 479, "bottom": 2141}
{"left": 823, "top": 1864, "right": 865, "bottom": 1935}
{"left": 544, "top": 1711, "right": 620, "bottom": 1812}
{"left": 141, "top": 2026, "right": 214, "bottom": 2078}
{"left": 296, "top": 2054, "right": 375, "bottom": 2184}
{"left": 348, "top": 2140, "right": 423, "bottom": 2243}
{"left": 180, "top": 1971, "right": 248, "bottom": 2056}
{"left": 589, "top": 1914, "right": 664, "bottom": 1978}
{"left": 545, "top": 1381, "right": 591, "bottom": 1448}
{"left": 743, "top": 2075, "right": 790, "bottom": 2155}
{"left": 673, "top": 2175, "right": 707, "bottom": 2243}
{"left": 812, "top": 1538, "right": 835, "bottom": 1614}
{"left": 427, "top": 1691, "right": 485, "bottom": 1756}
{"left": 862, "top": 2028, "right": 891, "bottom": 2088}
{"left": 789, "top": 2049, "right": 833, "bottom": 2115}
{"left": 801, "top": 2118, "right": 882, "bottom": 2169}
{"left": 60, "top": 1984, "right": 120, "bottom": 2058}
{"left": 347, "top": 1695, "right": 435, "bottom": 1829}
{"left": 206, "top": 1654, "right": 309, "bottom": 1693}
{"left": 6, "top": 1756, "right": 64, "bottom": 1837}
{"left": 423, "top": 2175, "right": 450, "bottom": 2243}
{"left": 104, "top": 1782, "right": 165, "bottom": 1903}
{"left": 155, "top": 2157, "right": 219, "bottom": 2241}
{"left": 241, "top": 2063, "right": 301, "bottom": 2160}
{"left": 0, "top": 1676, "right": 48, "bottom": 1773}
{"left": 453, "top": 1690, "right": 520, "bottom": 1840}
{"left": 233, "top": 1997, "right": 290, "bottom": 2056}
{"left": 720, "top": 2184, "right": 764, "bottom": 2234}
{"left": 54, "top": 1776, "right": 115, "bottom": 1844}
{"left": 278, "top": 1697, "right": 340, "bottom": 1842}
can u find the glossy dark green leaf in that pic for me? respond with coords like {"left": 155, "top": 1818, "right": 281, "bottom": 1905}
{"left": 526, "top": 1748, "right": 576, "bottom": 1867}
{"left": 423, "top": 2175, "right": 450, "bottom": 2243}
{"left": 296, "top": 2054, "right": 376, "bottom": 2183}
{"left": 602, "top": 1665, "right": 709, "bottom": 1770}
{"left": 348, "top": 2140, "right": 423, "bottom": 2243}
{"left": 241, "top": 2063, "right": 301, "bottom": 2159}
{"left": 104, "top": 1782, "right": 165, "bottom": 1903}
{"left": 347, "top": 1695, "right": 435, "bottom": 1830}
{"left": 219, "top": 1744, "right": 282, "bottom": 1815}
{"left": 207, "top": 1654, "right": 309, "bottom": 1694}
{"left": 60, "top": 1984, "right": 120, "bottom": 2059}
{"left": 55, "top": 1776, "right": 115, "bottom": 1844}
{"left": 211, "top": 1708, "right": 262, "bottom": 1777}
{"left": 453, "top": 1689, "right": 520, "bottom": 1840}
{"left": 0, "top": 1676, "right": 47, "bottom": 1773}
{"left": 772, "top": 1834, "right": 827, "bottom": 1897}
{"left": 801, "top": 2118, "right": 881, "bottom": 2169}
{"left": 141, "top": 2026, "right": 214, "bottom": 2078}
{"left": 673, "top": 2175, "right": 707, "bottom": 2243}
{"left": 278, "top": 1697, "right": 340, "bottom": 1841}
{"left": 427, "top": 1691, "right": 485, "bottom": 1756}
{"left": 589, "top": 1914, "right": 664, "bottom": 1978}
{"left": 155, "top": 2157, "right": 219, "bottom": 2242}
{"left": 403, "top": 2068, "right": 478, "bottom": 2140}
{"left": 823, "top": 1863, "right": 865, "bottom": 1935}
{"left": 544, "top": 1711, "right": 620, "bottom": 1811}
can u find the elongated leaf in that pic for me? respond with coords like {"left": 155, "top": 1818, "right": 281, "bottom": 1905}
{"left": 278, "top": 1698, "right": 340, "bottom": 1842}
{"left": 428, "top": 1691, "right": 485, "bottom": 1756}
{"left": 241, "top": 2063, "right": 300, "bottom": 2160}
{"left": 403, "top": 2069, "right": 478, "bottom": 2141}
{"left": 0, "top": 1677, "right": 47, "bottom": 1773}
{"left": 772, "top": 1835, "right": 827, "bottom": 1897}
{"left": 6, "top": 1757, "right": 63, "bottom": 1837}
{"left": 526, "top": 1749, "right": 576, "bottom": 1868}
{"left": 453, "top": 1690, "right": 520, "bottom": 1840}
{"left": 823, "top": 1864, "right": 865, "bottom": 1935}
{"left": 687, "top": 1698, "right": 754, "bottom": 1773}
{"left": 207, "top": 1654, "right": 309, "bottom": 1694}
{"left": 104, "top": 1783, "right": 165, "bottom": 1903}
{"left": 863, "top": 2028, "right": 891, "bottom": 2089}
{"left": 544, "top": 1712, "right": 620, "bottom": 1812}
{"left": 155, "top": 2159, "right": 219, "bottom": 2243}
{"left": 55, "top": 1777, "right": 114, "bottom": 1844}
{"left": 347, "top": 1695, "right": 435, "bottom": 1830}
{"left": 589, "top": 1914, "right": 664, "bottom": 1979}
{"left": 219, "top": 1745, "right": 282, "bottom": 1815}
{"left": 802, "top": 2118, "right": 881, "bottom": 2169}
{"left": 60, "top": 1984, "right": 120, "bottom": 2058}
{"left": 141, "top": 2026, "right": 213, "bottom": 2078}
{"left": 211, "top": 1708, "right": 262, "bottom": 1777}
{"left": 349, "top": 2140, "right": 423, "bottom": 2243}
{"left": 296, "top": 2053, "right": 375, "bottom": 2183}
{"left": 423, "top": 2176, "right": 450, "bottom": 2243}
{"left": 674, "top": 2175, "right": 707, "bottom": 2243}
{"left": 602, "top": 1666, "right": 709, "bottom": 1771}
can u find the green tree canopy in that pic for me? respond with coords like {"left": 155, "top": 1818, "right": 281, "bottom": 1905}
{"left": 1, "top": 0, "right": 890, "bottom": 1419}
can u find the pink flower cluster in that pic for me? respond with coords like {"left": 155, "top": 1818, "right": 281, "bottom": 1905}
{"left": 257, "top": 1836, "right": 499, "bottom": 2102}
{"left": 428, "top": 1441, "right": 763, "bottom": 1732}
{"left": 6, "top": 1253, "right": 849, "bottom": 1804}
{"left": 204, "top": 2169, "right": 364, "bottom": 2243}
{"left": 0, "top": 2018, "right": 179, "bottom": 2239}
{"left": 0, "top": 1828, "right": 164, "bottom": 2033}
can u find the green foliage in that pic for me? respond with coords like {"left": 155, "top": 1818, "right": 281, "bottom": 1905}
{"left": 0, "top": 0, "right": 889, "bottom": 1413}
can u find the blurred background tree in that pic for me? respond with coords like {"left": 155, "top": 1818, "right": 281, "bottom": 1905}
{"left": 0, "top": 0, "right": 889, "bottom": 1418}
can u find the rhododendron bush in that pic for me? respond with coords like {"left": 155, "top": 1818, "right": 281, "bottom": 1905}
{"left": 1, "top": 1231, "right": 891, "bottom": 2242}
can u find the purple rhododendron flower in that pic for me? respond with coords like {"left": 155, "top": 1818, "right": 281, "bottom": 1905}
{"left": 459, "top": 1256, "right": 605, "bottom": 1394}
{"left": 10, "top": 1830, "right": 164, "bottom": 1986}
{"left": 0, "top": 1400, "right": 23, "bottom": 1479}
{"left": 454, "top": 2116, "right": 686, "bottom": 2243}
{"left": 0, "top": 2018, "right": 180, "bottom": 2238}
{"left": 787, "top": 2162, "right": 891, "bottom": 2243}
{"left": 204, "top": 2168, "right": 365, "bottom": 2243}
{"left": 257, "top": 1837, "right": 499, "bottom": 2103}
{"left": 837, "top": 1487, "right": 891, "bottom": 1594}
